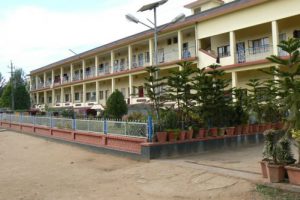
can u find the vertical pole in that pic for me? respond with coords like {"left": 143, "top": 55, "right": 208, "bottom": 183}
{"left": 147, "top": 116, "right": 153, "bottom": 142}
{"left": 50, "top": 113, "right": 53, "bottom": 128}
{"left": 10, "top": 61, "right": 15, "bottom": 111}
{"left": 104, "top": 119, "right": 107, "bottom": 134}
{"left": 153, "top": 7, "right": 160, "bottom": 125}
{"left": 72, "top": 113, "right": 76, "bottom": 130}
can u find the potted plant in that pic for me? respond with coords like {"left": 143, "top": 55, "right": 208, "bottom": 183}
{"left": 179, "top": 130, "right": 186, "bottom": 141}
{"left": 262, "top": 129, "right": 294, "bottom": 182}
{"left": 156, "top": 131, "right": 167, "bottom": 143}
{"left": 225, "top": 127, "right": 235, "bottom": 136}
{"left": 186, "top": 126, "right": 193, "bottom": 140}
{"left": 285, "top": 129, "right": 300, "bottom": 185}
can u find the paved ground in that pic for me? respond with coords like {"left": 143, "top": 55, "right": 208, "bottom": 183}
{"left": 0, "top": 130, "right": 269, "bottom": 200}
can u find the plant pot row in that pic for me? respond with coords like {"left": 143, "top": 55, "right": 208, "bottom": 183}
{"left": 260, "top": 161, "right": 300, "bottom": 185}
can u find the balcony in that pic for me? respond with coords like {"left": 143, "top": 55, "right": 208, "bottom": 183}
{"left": 98, "top": 66, "right": 111, "bottom": 76}
{"left": 236, "top": 45, "right": 273, "bottom": 64}
{"left": 62, "top": 76, "right": 70, "bottom": 84}
{"left": 85, "top": 68, "right": 96, "bottom": 79}
{"left": 73, "top": 74, "right": 83, "bottom": 81}
{"left": 37, "top": 82, "right": 44, "bottom": 89}
{"left": 113, "top": 63, "right": 129, "bottom": 73}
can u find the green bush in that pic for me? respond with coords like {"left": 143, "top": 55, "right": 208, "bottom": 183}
{"left": 105, "top": 90, "right": 128, "bottom": 119}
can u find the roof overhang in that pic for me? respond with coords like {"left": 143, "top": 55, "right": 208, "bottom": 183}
{"left": 184, "top": 0, "right": 224, "bottom": 9}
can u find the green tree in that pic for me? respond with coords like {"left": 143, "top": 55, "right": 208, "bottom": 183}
{"left": 166, "top": 61, "right": 195, "bottom": 129}
{"left": 105, "top": 90, "right": 128, "bottom": 119}
{"left": 0, "top": 72, "right": 5, "bottom": 97}
{"left": 0, "top": 68, "right": 30, "bottom": 110}
{"left": 144, "top": 66, "right": 166, "bottom": 129}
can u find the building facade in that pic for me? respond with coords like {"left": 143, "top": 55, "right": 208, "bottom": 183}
{"left": 29, "top": 0, "right": 300, "bottom": 112}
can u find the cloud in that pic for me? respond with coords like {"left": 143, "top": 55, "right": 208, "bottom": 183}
{"left": 0, "top": 0, "right": 192, "bottom": 79}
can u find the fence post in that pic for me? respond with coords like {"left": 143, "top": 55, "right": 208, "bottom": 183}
{"left": 72, "top": 114, "right": 76, "bottom": 131}
{"left": 103, "top": 119, "right": 107, "bottom": 134}
{"left": 50, "top": 114, "right": 53, "bottom": 128}
{"left": 19, "top": 113, "right": 23, "bottom": 124}
{"left": 147, "top": 116, "right": 153, "bottom": 142}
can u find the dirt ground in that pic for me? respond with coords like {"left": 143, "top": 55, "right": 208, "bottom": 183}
{"left": 0, "top": 131, "right": 265, "bottom": 200}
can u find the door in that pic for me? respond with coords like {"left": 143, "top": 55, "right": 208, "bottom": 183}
{"left": 236, "top": 42, "right": 246, "bottom": 63}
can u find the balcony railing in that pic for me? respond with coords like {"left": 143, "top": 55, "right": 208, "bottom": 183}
{"left": 181, "top": 45, "right": 196, "bottom": 59}
{"left": 73, "top": 74, "right": 83, "bottom": 81}
{"left": 37, "top": 82, "right": 44, "bottom": 89}
{"left": 153, "top": 47, "right": 179, "bottom": 64}
{"left": 98, "top": 66, "right": 111, "bottom": 76}
{"left": 85, "top": 68, "right": 96, "bottom": 79}
{"left": 62, "top": 76, "right": 70, "bottom": 84}
{"left": 236, "top": 45, "right": 273, "bottom": 64}
{"left": 113, "top": 64, "right": 129, "bottom": 73}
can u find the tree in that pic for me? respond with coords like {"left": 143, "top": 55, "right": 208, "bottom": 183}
{"left": 166, "top": 61, "right": 195, "bottom": 129}
{"left": 144, "top": 66, "right": 166, "bottom": 129}
{"left": 105, "top": 90, "right": 128, "bottom": 119}
{"left": 0, "top": 72, "right": 5, "bottom": 97}
{"left": 0, "top": 68, "right": 30, "bottom": 110}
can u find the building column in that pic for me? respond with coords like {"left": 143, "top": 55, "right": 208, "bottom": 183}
{"left": 60, "top": 88, "right": 64, "bottom": 103}
{"left": 71, "top": 86, "right": 75, "bottom": 104}
{"left": 128, "top": 45, "right": 132, "bottom": 70}
{"left": 149, "top": 39, "right": 153, "bottom": 66}
{"left": 43, "top": 72, "right": 46, "bottom": 87}
{"left": 82, "top": 60, "right": 86, "bottom": 80}
{"left": 194, "top": 25, "right": 199, "bottom": 58}
{"left": 44, "top": 91, "right": 47, "bottom": 104}
{"left": 60, "top": 67, "right": 64, "bottom": 84}
{"left": 70, "top": 64, "right": 73, "bottom": 82}
{"left": 35, "top": 76, "right": 38, "bottom": 89}
{"left": 111, "top": 51, "right": 115, "bottom": 73}
{"left": 95, "top": 56, "right": 99, "bottom": 76}
{"left": 231, "top": 71, "right": 238, "bottom": 101}
{"left": 52, "top": 89, "right": 55, "bottom": 104}
{"left": 83, "top": 83, "right": 86, "bottom": 103}
{"left": 96, "top": 81, "right": 99, "bottom": 104}
{"left": 129, "top": 75, "right": 133, "bottom": 104}
{"left": 29, "top": 77, "right": 32, "bottom": 91}
{"left": 272, "top": 20, "right": 279, "bottom": 56}
{"left": 229, "top": 31, "right": 236, "bottom": 64}
{"left": 51, "top": 70, "right": 54, "bottom": 86}
{"left": 111, "top": 78, "right": 115, "bottom": 92}
{"left": 36, "top": 92, "right": 39, "bottom": 104}
{"left": 178, "top": 30, "right": 183, "bottom": 60}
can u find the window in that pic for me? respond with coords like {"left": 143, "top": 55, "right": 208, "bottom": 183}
{"left": 56, "top": 95, "right": 60, "bottom": 103}
{"left": 120, "top": 58, "right": 125, "bottom": 70}
{"left": 279, "top": 33, "right": 287, "bottom": 56}
{"left": 158, "top": 48, "right": 164, "bottom": 63}
{"left": 86, "top": 92, "right": 91, "bottom": 101}
{"left": 217, "top": 45, "right": 230, "bottom": 58}
{"left": 293, "top": 30, "right": 300, "bottom": 38}
{"left": 194, "top": 7, "right": 201, "bottom": 14}
{"left": 167, "top": 38, "right": 172, "bottom": 45}
{"left": 99, "top": 63, "right": 104, "bottom": 72}
{"left": 173, "top": 37, "right": 178, "bottom": 44}
{"left": 182, "top": 43, "right": 191, "bottom": 59}
{"left": 248, "top": 37, "right": 269, "bottom": 54}
{"left": 99, "top": 91, "right": 104, "bottom": 100}
{"left": 48, "top": 96, "right": 52, "bottom": 103}
{"left": 105, "top": 90, "right": 110, "bottom": 100}
{"left": 75, "top": 92, "right": 80, "bottom": 101}
{"left": 65, "top": 94, "right": 70, "bottom": 102}
{"left": 145, "top": 52, "right": 150, "bottom": 63}
{"left": 132, "top": 55, "right": 137, "bottom": 68}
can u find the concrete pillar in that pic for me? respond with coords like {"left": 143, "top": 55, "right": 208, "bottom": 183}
{"left": 52, "top": 90, "right": 55, "bottom": 104}
{"left": 111, "top": 51, "right": 115, "bottom": 73}
{"left": 70, "top": 64, "right": 73, "bottom": 82}
{"left": 82, "top": 60, "right": 86, "bottom": 80}
{"left": 36, "top": 92, "right": 39, "bottom": 104}
{"left": 43, "top": 72, "right": 46, "bottom": 87}
{"left": 96, "top": 81, "right": 99, "bottom": 104}
{"left": 29, "top": 77, "right": 32, "bottom": 91}
{"left": 129, "top": 75, "right": 133, "bottom": 104}
{"left": 44, "top": 91, "right": 47, "bottom": 104}
{"left": 60, "top": 67, "right": 64, "bottom": 84}
{"left": 60, "top": 88, "right": 64, "bottom": 103}
{"left": 51, "top": 70, "right": 54, "bottom": 86}
{"left": 83, "top": 83, "right": 86, "bottom": 103}
{"left": 111, "top": 78, "right": 115, "bottom": 92}
{"left": 95, "top": 56, "right": 99, "bottom": 77}
{"left": 272, "top": 20, "right": 279, "bottom": 56}
{"left": 178, "top": 30, "right": 183, "bottom": 60}
{"left": 149, "top": 39, "right": 153, "bottom": 66}
{"left": 194, "top": 25, "right": 199, "bottom": 58}
{"left": 35, "top": 76, "right": 38, "bottom": 89}
{"left": 229, "top": 31, "right": 236, "bottom": 64}
{"left": 232, "top": 71, "right": 238, "bottom": 102}
{"left": 71, "top": 86, "right": 74, "bottom": 104}
{"left": 128, "top": 45, "right": 132, "bottom": 70}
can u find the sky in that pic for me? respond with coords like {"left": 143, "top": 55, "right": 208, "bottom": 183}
{"left": 0, "top": 0, "right": 193, "bottom": 80}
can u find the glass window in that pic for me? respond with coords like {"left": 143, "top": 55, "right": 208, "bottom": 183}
{"left": 65, "top": 94, "right": 70, "bottom": 102}
{"left": 145, "top": 52, "right": 150, "bottom": 63}
{"left": 217, "top": 45, "right": 230, "bottom": 58}
{"left": 138, "top": 53, "right": 144, "bottom": 66}
{"left": 75, "top": 92, "right": 80, "bottom": 101}
{"left": 99, "top": 91, "right": 104, "bottom": 100}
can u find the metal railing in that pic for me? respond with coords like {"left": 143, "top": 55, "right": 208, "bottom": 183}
{"left": 236, "top": 45, "right": 273, "bottom": 63}
{"left": 0, "top": 113, "right": 151, "bottom": 139}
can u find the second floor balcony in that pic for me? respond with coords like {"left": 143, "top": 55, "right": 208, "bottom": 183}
{"left": 235, "top": 45, "right": 273, "bottom": 64}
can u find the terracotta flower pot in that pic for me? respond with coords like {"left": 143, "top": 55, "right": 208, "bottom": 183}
{"left": 285, "top": 165, "right": 300, "bottom": 186}
{"left": 198, "top": 128, "right": 206, "bottom": 138}
{"left": 218, "top": 128, "right": 226, "bottom": 137}
{"left": 248, "top": 124, "right": 253, "bottom": 134}
{"left": 168, "top": 131, "right": 177, "bottom": 142}
{"left": 179, "top": 131, "right": 186, "bottom": 141}
{"left": 156, "top": 131, "right": 167, "bottom": 143}
{"left": 209, "top": 128, "right": 218, "bottom": 137}
{"left": 186, "top": 130, "right": 193, "bottom": 140}
{"left": 225, "top": 127, "right": 235, "bottom": 136}
{"left": 260, "top": 161, "right": 268, "bottom": 178}
{"left": 267, "top": 163, "right": 285, "bottom": 183}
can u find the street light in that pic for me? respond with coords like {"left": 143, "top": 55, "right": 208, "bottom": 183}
{"left": 126, "top": 0, "right": 185, "bottom": 125}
